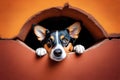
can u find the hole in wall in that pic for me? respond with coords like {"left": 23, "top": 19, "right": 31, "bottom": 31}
{"left": 17, "top": 5, "right": 108, "bottom": 51}
{"left": 24, "top": 16, "right": 95, "bottom": 50}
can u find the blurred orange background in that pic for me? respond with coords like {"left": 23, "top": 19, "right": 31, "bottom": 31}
{"left": 0, "top": 0, "right": 120, "bottom": 38}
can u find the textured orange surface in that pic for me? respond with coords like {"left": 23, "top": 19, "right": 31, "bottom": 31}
{"left": 0, "top": 0, "right": 120, "bottom": 38}
{"left": 0, "top": 39, "right": 120, "bottom": 80}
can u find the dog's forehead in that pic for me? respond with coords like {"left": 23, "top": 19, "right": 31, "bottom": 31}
{"left": 50, "top": 30, "right": 69, "bottom": 37}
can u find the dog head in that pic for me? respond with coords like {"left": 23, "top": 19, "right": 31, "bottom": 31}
{"left": 34, "top": 22, "right": 81, "bottom": 61}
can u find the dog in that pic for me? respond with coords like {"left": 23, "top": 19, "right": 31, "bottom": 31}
{"left": 34, "top": 22, "right": 85, "bottom": 61}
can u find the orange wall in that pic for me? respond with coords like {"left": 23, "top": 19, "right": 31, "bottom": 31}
{"left": 0, "top": 0, "right": 120, "bottom": 38}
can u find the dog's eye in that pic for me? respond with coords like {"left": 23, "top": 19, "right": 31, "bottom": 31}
{"left": 62, "top": 38, "right": 68, "bottom": 43}
{"left": 62, "top": 38, "right": 69, "bottom": 47}
{"left": 47, "top": 39, "right": 52, "bottom": 48}
{"left": 47, "top": 43, "right": 51, "bottom": 48}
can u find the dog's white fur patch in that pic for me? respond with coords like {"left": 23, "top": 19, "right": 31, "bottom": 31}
{"left": 74, "top": 45, "right": 85, "bottom": 54}
{"left": 35, "top": 48, "right": 47, "bottom": 57}
{"left": 50, "top": 31, "right": 66, "bottom": 61}
{"left": 50, "top": 44, "right": 66, "bottom": 61}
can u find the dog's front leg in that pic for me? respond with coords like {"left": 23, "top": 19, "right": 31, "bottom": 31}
{"left": 74, "top": 45, "right": 85, "bottom": 54}
{"left": 35, "top": 48, "right": 47, "bottom": 57}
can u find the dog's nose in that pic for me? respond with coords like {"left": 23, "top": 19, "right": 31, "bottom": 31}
{"left": 53, "top": 49, "right": 62, "bottom": 57}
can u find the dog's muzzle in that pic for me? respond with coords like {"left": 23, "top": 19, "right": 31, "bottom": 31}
{"left": 50, "top": 44, "right": 66, "bottom": 61}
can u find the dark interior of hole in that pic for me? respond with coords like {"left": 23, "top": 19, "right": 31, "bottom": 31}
{"left": 24, "top": 16, "right": 96, "bottom": 50}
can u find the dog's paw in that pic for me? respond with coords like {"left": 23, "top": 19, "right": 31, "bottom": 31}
{"left": 74, "top": 45, "right": 85, "bottom": 54}
{"left": 35, "top": 48, "right": 47, "bottom": 57}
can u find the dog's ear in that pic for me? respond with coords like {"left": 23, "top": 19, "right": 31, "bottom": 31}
{"left": 34, "top": 25, "right": 47, "bottom": 41}
{"left": 67, "top": 22, "right": 81, "bottom": 39}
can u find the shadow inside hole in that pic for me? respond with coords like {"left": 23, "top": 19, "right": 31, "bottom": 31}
{"left": 24, "top": 16, "right": 96, "bottom": 50}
